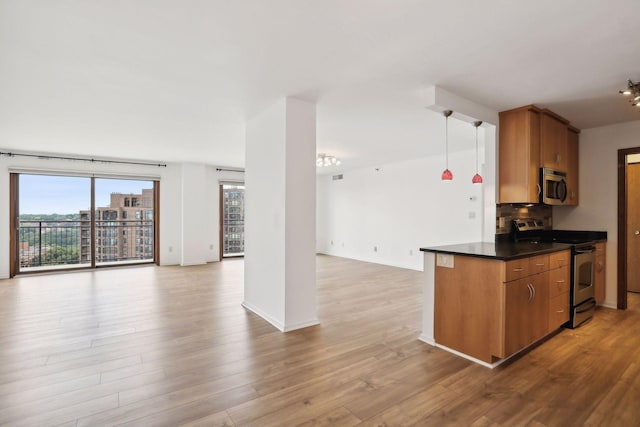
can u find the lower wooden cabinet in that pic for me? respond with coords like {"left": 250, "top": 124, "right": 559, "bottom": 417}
{"left": 434, "top": 250, "right": 571, "bottom": 363}
{"left": 548, "top": 264, "right": 570, "bottom": 330}
{"left": 504, "top": 272, "right": 549, "bottom": 357}
{"left": 549, "top": 292, "right": 570, "bottom": 330}
{"left": 594, "top": 242, "right": 606, "bottom": 304}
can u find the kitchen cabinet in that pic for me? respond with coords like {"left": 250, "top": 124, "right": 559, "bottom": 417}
{"left": 504, "top": 272, "right": 549, "bottom": 357}
{"left": 548, "top": 258, "right": 570, "bottom": 330}
{"left": 498, "top": 105, "right": 580, "bottom": 205}
{"left": 594, "top": 242, "right": 606, "bottom": 304}
{"left": 498, "top": 105, "right": 541, "bottom": 204}
{"left": 434, "top": 249, "right": 571, "bottom": 363}
{"left": 540, "top": 110, "right": 569, "bottom": 172}
{"left": 566, "top": 126, "right": 580, "bottom": 205}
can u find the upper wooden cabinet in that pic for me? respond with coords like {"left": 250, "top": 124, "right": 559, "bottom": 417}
{"left": 498, "top": 105, "right": 541, "bottom": 204}
{"left": 499, "top": 105, "right": 580, "bottom": 205}
{"left": 566, "top": 126, "right": 580, "bottom": 205}
{"left": 540, "top": 110, "right": 570, "bottom": 171}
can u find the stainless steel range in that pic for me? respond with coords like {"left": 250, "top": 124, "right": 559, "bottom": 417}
{"left": 570, "top": 243, "right": 596, "bottom": 327}
{"left": 509, "top": 218, "right": 605, "bottom": 329}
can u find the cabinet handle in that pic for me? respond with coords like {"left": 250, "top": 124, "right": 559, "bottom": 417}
{"left": 527, "top": 283, "right": 533, "bottom": 302}
{"left": 556, "top": 309, "right": 564, "bottom": 313}
{"left": 531, "top": 283, "right": 536, "bottom": 300}
{"left": 556, "top": 153, "right": 561, "bottom": 164}
{"left": 513, "top": 268, "right": 524, "bottom": 272}
{"left": 556, "top": 280, "right": 565, "bottom": 283}
{"left": 535, "top": 263, "right": 545, "bottom": 267}
{"left": 536, "top": 183, "right": 541, "bottom": 197}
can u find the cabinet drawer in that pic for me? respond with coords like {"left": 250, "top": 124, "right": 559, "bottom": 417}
{"left": 529, "top": 254, "right": 550, "bottom": 274}
{"left": 549, "top": 266, "right": 570, "bottom": 297}
{"left": 550, "top": 250, "right": 570, "bottom": 269}
{"left": 505, "top": 258, "right": 530, "bottom": 282}
{"left": 549, "top": 292, "right": 569, "bottom": 330}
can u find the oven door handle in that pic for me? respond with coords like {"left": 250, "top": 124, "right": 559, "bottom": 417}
{"left": 575, "top": 248, "right": 596, "bottom": 254}
{"left": 576, "top": 299, "right": 597, "bottom": 314}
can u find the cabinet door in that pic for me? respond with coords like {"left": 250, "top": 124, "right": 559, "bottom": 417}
{"left": 595, "top": 243, "right": 606, "bottom": 304}
{"left": 549, "top": 292, "right": 570, "bottom": 330}
{"left": 504, "top": 272, "right": 549, "bottom": 357}
{"left": 566, "top": 128, "right": 579, "bottom": 205}
{"left": 499, "top": 106, "right": 541, "bottom": 204}
{"left": 549, "top": 265, "right": 570, "bottom": 297}
{"left": 540, "top": 112, "right": 568, "bottom": 171}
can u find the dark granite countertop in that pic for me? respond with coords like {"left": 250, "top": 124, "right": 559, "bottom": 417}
{"left": 419, "top": 241, "right": 574, "bottom": 261}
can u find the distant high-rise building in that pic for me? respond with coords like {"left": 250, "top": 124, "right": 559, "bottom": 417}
{"left": 80, "top": 189, "right": 154, "bottom": 263}
{"left": 222, "top": 185, "right": 244, "bottom": 256}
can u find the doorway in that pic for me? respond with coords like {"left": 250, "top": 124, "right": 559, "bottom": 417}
{"left": 617, "top": 148, "right": 640, "bottom": 309}
{"left": 219, "top": 183, "right": 245, "bottom": 259}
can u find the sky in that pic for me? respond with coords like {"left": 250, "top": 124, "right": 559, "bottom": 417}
{"left": 19, "top": 175, "right": 154, "bottom": 214}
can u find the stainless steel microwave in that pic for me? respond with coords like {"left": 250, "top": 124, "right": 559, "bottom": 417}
{"left": 541, "top": 168, "right": 567, "bottom": 205}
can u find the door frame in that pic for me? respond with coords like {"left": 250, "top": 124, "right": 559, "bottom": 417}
{"left": 617, "top": 147, "right": 640, "bottom": 309}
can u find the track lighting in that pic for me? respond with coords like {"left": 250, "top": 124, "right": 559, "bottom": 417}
{"left": 619, "top": 79, "right": 640, "bottom": 110}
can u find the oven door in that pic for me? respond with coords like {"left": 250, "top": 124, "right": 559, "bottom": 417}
{"left": 573, "top": 249, "right": 595, "bottom": 305}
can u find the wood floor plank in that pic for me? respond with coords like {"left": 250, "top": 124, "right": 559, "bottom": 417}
{"left": 0, "top": 256, "right": 638, "bottom": 425}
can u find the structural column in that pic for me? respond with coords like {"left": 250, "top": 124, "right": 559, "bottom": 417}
{"left": 243, "top": 97, "right": 318, "bottom": 331}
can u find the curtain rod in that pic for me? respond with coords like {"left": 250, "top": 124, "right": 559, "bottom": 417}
{"left": 216, "top": 167, "right": 244, "bottom": 172}
{"left": 0, "top": 151, "right": 167, "bottom": 167}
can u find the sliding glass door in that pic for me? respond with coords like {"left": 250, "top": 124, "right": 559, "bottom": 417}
{"left": 94, "top": 178, "right": 156, "bottom": 266}
{"left": 13, "top": 173, "right": 158, "bottom": 274}
{"left": 220, "top": 184, "right": 245, "bottom": 258}
{"left": 18, "top": 174, "right": 91, "bottom": 271}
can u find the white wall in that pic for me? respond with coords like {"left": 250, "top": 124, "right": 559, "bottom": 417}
{"left": 244, "top": 99, "right": 287, "bottom": 327}
{"left": 316, "top": 149, "right": 485, "bottom": 270}
{"left": 181, "top": 163, "right": 208, "bottom": 266}
{"left": 554, "top": 120, "right": 640, "bottom": 308}
{"left": 0, "top": 151, "right": 241, "bottom": 278}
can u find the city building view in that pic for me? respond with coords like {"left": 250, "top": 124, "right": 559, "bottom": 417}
{"left": 80, "top": 189, "right": 155, "bottom": 264}
{"left": 19, "top": 188, "right": 155, "bottom": 269}
{"left": 221, "top": 184, "right": 245, "bottom": 257}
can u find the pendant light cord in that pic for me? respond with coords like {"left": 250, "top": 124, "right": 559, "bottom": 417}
{"left": 445, "top": 116, "right": 449, "bottom": 169}
{"left": 475, "top": 126, "right": 479, "bottom": 173}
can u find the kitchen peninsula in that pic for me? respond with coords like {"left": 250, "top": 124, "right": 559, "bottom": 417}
{"left": 420, "top": 241, "right": 573, "bottom": 368}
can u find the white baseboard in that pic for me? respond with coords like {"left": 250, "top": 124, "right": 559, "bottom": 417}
{"left": 600, "top": 301, "right": 617, "bottom": 309}
{"left": 241, "top": 302, "right": 320, "bottom": 332}
{"left": 418, "top": 334, "right": 435, "bottom": 346}
{"left": 242, "top": 301, "right": 285, "bottom": 331}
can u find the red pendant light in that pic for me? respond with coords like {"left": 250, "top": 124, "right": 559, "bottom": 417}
{"left": 472, "top": 120, "right": 483, "bottom": 184}
{"left": 441, "top": 110, "right": 453, "bottom": 181}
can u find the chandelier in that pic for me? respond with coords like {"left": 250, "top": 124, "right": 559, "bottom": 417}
{"left": 316, "top": 153, "right": 341, "bottom": 167}
{"left": 619, "top": 79, "right": 640, "bottom": 107}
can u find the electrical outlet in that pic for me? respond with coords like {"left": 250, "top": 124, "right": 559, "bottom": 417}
{"left": 168, "top": 246, "right": 173, "bottom": 252}
{"left": 374, "top": 246, "right": 377, "bottom": 252}
{"left": 209, "top": 244, "right": 214, "bottom": 250}
{"left": 436, "top": 254, "right": 454, "bottom": 268}
{"left": 409, "top": 249, "right": 413, "bottom": 256}
{"left": 469, "top": 211, "right": 476, "bottom": 219}
{"left": 331, "top": 240, "right": 334, "bottom": 245}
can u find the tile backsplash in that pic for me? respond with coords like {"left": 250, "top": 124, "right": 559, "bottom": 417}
{"left": 496, "top": 204, "right": 552, "bottom": 234}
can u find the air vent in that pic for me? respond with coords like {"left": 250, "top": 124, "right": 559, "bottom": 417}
{"left": 332, "top": 174, "right": 343, "bottom": 181}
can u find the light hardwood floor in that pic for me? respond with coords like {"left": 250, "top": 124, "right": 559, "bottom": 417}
{"left": 0, "top": 255, "right": 638, "bottom": 426}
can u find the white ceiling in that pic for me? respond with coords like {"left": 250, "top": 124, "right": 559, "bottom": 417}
{"left": 1, "top": 0, "right": 639, "bottom": 170}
